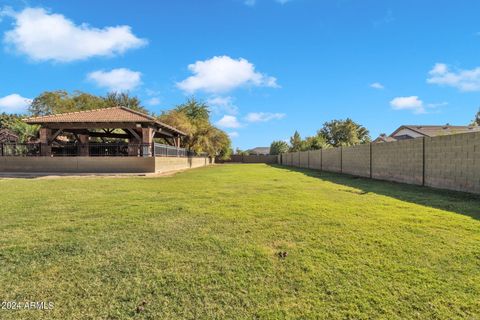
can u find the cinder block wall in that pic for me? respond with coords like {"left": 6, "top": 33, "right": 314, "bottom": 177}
{"left": 322, "top": 148, "right": 342, "bottom": 172}
{"left": 293, "top": 152, "right": 301, "bottom": 167}
{"left": 0, "top": 156, "right": 212, "bottom": 174}
{"left": 425, "top": 132, "right": 480, "bottom": 193}
{"left": 342, "top": 144, "right": 371, "bottom": 177}
{"left": 279, "top": 131, "right": 480, "bottom": 194}
{"left": 372, "top": 139, "right": 423, "bottom": 185}
{"left": 299, "top": 151, "right": 309, "bottom": 168}
{"left": 309, "top": 150, "right": 322, "bottom": 170}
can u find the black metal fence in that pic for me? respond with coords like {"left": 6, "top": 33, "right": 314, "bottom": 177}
{"left": 0, "top": 143, "right": 200, "bottom": 157}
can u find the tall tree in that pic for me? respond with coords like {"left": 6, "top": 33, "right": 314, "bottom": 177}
{"left": 318, "top": 118, "right": 370, "bottom": 147}
{"left": 471, "top": 108, "right": 480, "bottom": 126}
{"left": 174, "top": 97, "right": 210, "bottom": 123}
{"left": 158, "top": 97, "right": 231, "bottom": 157}
{"left": 270, "top": 140, "right": 289, "bottom": 155}
{"left": 302, "top": 135, "right": 329, "bottom": 150}
{"left": 103, "top": 92, "right": 149, "bottom": 114}
{"left": 28, "top": 91, "right": 148, "bottom": 116}
{"left": 289, "top": 131, "right": 303, "bottom": 152}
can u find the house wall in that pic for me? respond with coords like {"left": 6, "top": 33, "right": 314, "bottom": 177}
{"left": 392, "top": 128, "right": 424, "bottom": 139}
{"left": 279, "top": 131, "right": 480, "bottom": 194}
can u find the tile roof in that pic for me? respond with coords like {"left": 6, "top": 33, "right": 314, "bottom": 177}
{"left": 393, "top": 125, "right": 480, "bottom": 137}
{"left": 23, "top": 107, "right": 186, "bottom": 136}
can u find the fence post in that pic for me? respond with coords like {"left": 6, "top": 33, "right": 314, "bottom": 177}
{"left": 422, "top": 137, "right": 426, "bottom": 186}
{"left": 369, "top": 142, "right": 373, "bottom": 179}
{"left": 340, "top": 146, "right": 343, "bottom": 173}
{"left": 0, "top": 143, "right": 3, "bottom": 157}
{"left": 320, "top": 149, "right": 323, "bottom": 172}
{"left": 307, "top": 150, "right": 310, "bottom": 169}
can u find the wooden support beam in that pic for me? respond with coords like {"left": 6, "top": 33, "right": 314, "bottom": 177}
{"left": 124, "top": 128, "right": 141, "bottom": 141}
{"left": 48, "top": 129, "right": 63, "bottom": 144}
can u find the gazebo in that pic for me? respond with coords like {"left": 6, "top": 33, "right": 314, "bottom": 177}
{"left": 24, "top": 107, "right": 186, "bottom": 157}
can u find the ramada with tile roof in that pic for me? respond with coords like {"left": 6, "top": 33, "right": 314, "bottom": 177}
{"left": 23, "top": 106, "right": 186, "bottom": 156}
{"left": 374, "top": 125, "right": 480, "bottom": 143}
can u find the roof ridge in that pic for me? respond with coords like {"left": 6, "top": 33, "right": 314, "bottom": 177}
{"left": 23, "top": 106, "right": 123, "bottom": 121}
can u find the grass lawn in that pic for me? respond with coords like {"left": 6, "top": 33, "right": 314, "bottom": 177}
{"left": 0, "top": 164, "right": 479, "bottom": 319}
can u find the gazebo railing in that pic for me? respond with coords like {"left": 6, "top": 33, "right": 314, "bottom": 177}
{"left": 153, "top": 143, "right": 193, "bottom": 157}
{"left": 0, "top": 143, "right": 41, "bottom": 157}
{"left": 0, "top": 143, "right": 199, "bottom": 158}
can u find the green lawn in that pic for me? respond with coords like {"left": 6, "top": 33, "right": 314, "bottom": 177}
{"left": 1, "top": 164, "right": 479, "bottom": 319}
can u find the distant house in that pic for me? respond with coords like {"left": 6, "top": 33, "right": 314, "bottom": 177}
{"left": 0, "top": 128, "right": 19, "bottom": 143}
{"left": 247, "top": 147, "right": 270, "bottom": 155}
{"left": 374, "top": 125, "right": 480, "bottom": 143}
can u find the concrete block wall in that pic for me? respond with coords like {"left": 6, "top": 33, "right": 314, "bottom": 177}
{"left": 0, "top": 156, "right": 212, "bottom": 174}
{"left": 322, "top": 148, "right": 342, "bottom": 172}
{"left": 425, "top": 132, "right": 480, "bottom": 193}
{"left": 372, "top": 139, "right": 423, "bottom": 185}
{"left": 299, "top": 151, "right": 309, "bottom": 168}
{"left": 279, "top": 131, "right": 480, "bottom": 194}
{"left": 309, "top": 150, "right": 322, "bottom": 170}
{"left": 342, "top": 144, "right": 371, "bottom": 178}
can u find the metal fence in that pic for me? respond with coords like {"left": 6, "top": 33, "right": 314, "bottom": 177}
{"left": 0, "top": 143, "right": 198, "bottom": 157}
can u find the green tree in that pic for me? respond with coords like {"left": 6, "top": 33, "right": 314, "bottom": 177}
{"left": 103, "top": 92, "right": 149, "bottom": 114}
{"left": 0, "top": 113, "right": 39, "bottom": 143}
{"left": 471, "top": 108, "right": 480, "bottom": 126}
{"left": 174, "top": 97, "right": 210, "bottom": 123}
{"left": 318, "top": 118, "right": 370, "bottom": 147}
{"left": 289, "top": 131, "right": 303, "bottom": 152}
{"left": 270, "top": 140, "right": 289, "bottom": 155}
{"left": 29, "top": 91, "right": 148, "bottom": 116}
{"left": 302, "top": 135, "right": 329, "bottom": 150}
{"left": 158, "top": 97, "right": 231, "bottom": 157}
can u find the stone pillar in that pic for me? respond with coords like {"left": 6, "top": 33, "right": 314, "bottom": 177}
{"left": 141, "top": 127, "right": 153, "bottom": 157}
{"left": 39, "top": 127, "right": 52, "bottom": 156}
{"left": 128, "top": 129, "right": 142, "bottom": 156}
{"left": 78, "top": 134, "right": 89, "bottom": 156}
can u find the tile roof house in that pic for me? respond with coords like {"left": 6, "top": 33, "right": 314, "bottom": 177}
{"left": 374, "top": 125, "right": 480, "bottom": 143}
{"left": 0, "top": 128, "right": 19, "bottom": 143}
{"left": 247, "top": 147, "right": 271, "bottom": 155}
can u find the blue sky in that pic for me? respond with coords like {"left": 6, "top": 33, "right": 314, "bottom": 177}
{"left": 1, "top": 0, "right": 480, "bottom": 149}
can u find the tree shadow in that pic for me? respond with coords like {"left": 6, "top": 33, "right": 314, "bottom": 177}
{"left": 269, "top": 164, "right": 480, "bottom": 221}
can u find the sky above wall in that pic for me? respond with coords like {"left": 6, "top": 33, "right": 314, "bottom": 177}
{"left": 1, "top": 0, "right": 480, "bottom": 149}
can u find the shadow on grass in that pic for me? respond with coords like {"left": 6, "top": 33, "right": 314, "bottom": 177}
{"left": 270, "top": 164, "right": 480, "bottom": 221}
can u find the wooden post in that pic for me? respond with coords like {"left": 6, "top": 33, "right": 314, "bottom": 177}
{"left": 39, "top": 127, "right": 52, "bottom": 156}
{"left": 141, "top": 127, "right": 153, "bottom": 157}
{"left": 78, "top": 134, "right": 89, "bottom": 156}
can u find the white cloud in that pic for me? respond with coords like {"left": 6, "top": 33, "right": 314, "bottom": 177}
{"left": 245, "top": 112, "right": 285, "bottom": 122}
{"left": 427, "top": 63, "right": 480, "bottom": 92}
{"left": 244, "top": 0, "right": 292, "bottom": 6}
{"left": 87, "top": 68, "right": 142, "bottom": 92}
{"left": 177, "top": 55, "right": 278, "bottom": 94}
{"left": 216, "top": 115, "right": 241, "bottom": 128}
{"left": 146, "top": 97, "right": 160, "bottom": 106}
{"left": 207, "top": 96, "right": 239, "bottom": 115}
{"left": 0, "top": 93, "right": 32, "bottom": 113}
{"left": 390, "top": 96, "right": 425, "bottom": 114}
{"left": 370, "top": 82, "right": 384, "bottom": 89}
{"left": 3, "top": 7, "right": 147, "bottom": 62}
{"left": 228, "top": 131, "right": 239, "bottom": 138}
